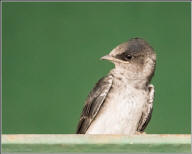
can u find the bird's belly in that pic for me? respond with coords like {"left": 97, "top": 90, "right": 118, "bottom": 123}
{"left": 86, "top": 87, "right": 147, "bottom": 135}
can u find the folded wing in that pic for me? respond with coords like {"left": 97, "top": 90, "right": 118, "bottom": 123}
{"left": 76, "top": 75, "right": 113, "bottom": 134}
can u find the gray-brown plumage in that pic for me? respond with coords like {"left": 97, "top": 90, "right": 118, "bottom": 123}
{"left": 76, "top": 38, "right": 156, "bottom": 135}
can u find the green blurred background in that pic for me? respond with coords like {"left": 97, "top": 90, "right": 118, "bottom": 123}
{"left": 2, "top": 2, "right": 191, "bottom": 134}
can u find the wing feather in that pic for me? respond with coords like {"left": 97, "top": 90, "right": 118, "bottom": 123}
{"left": 76, "top": 75, "right": 113, "bottom": 134}
{"left": 137, "top": 84, "right": 155, "bottom": 132}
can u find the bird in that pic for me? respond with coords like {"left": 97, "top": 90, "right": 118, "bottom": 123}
{"left": 76, "top": 38, "right": 156, "bottom": 135}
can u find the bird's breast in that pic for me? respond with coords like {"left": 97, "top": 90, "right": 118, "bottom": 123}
{"left": 86, "top": 83, "right": 148, "bottom": 135}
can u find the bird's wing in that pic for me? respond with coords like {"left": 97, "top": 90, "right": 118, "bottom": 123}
{"left": 76, "top": 75, "right": 113, "bottom": 134}
{"left": 137, "top": 84, "right": 155, "bottom": 132}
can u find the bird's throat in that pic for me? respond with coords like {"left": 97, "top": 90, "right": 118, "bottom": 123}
{"left": 110, "top": 69, "right": 149, "bottom": 89}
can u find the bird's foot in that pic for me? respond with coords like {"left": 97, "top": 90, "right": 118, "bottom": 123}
{"left": 135, "top": 131, "right": 147, "bottom": 135}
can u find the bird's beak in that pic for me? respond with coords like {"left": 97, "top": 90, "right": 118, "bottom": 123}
{"left": 101, "top": 54, "right": 129, "bottom": 64}
{"left": 100, "top": 54, "right": 116, "bottom": 61}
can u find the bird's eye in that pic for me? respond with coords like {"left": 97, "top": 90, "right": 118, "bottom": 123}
{"left": 124, "top": 54, "right": 132, "bottom": 60}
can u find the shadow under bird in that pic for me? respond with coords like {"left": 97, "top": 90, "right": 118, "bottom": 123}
{"left": 76, "top": 38, "right": 156, "bottom": 135}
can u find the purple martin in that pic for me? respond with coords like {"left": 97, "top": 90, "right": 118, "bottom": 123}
{"left": 76, "top": 38, "right": 156, "bottom": 135}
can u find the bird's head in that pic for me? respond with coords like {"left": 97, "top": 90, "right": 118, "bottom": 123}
{"left": 101, "top": 38, "right": 156, "bottom": 80}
